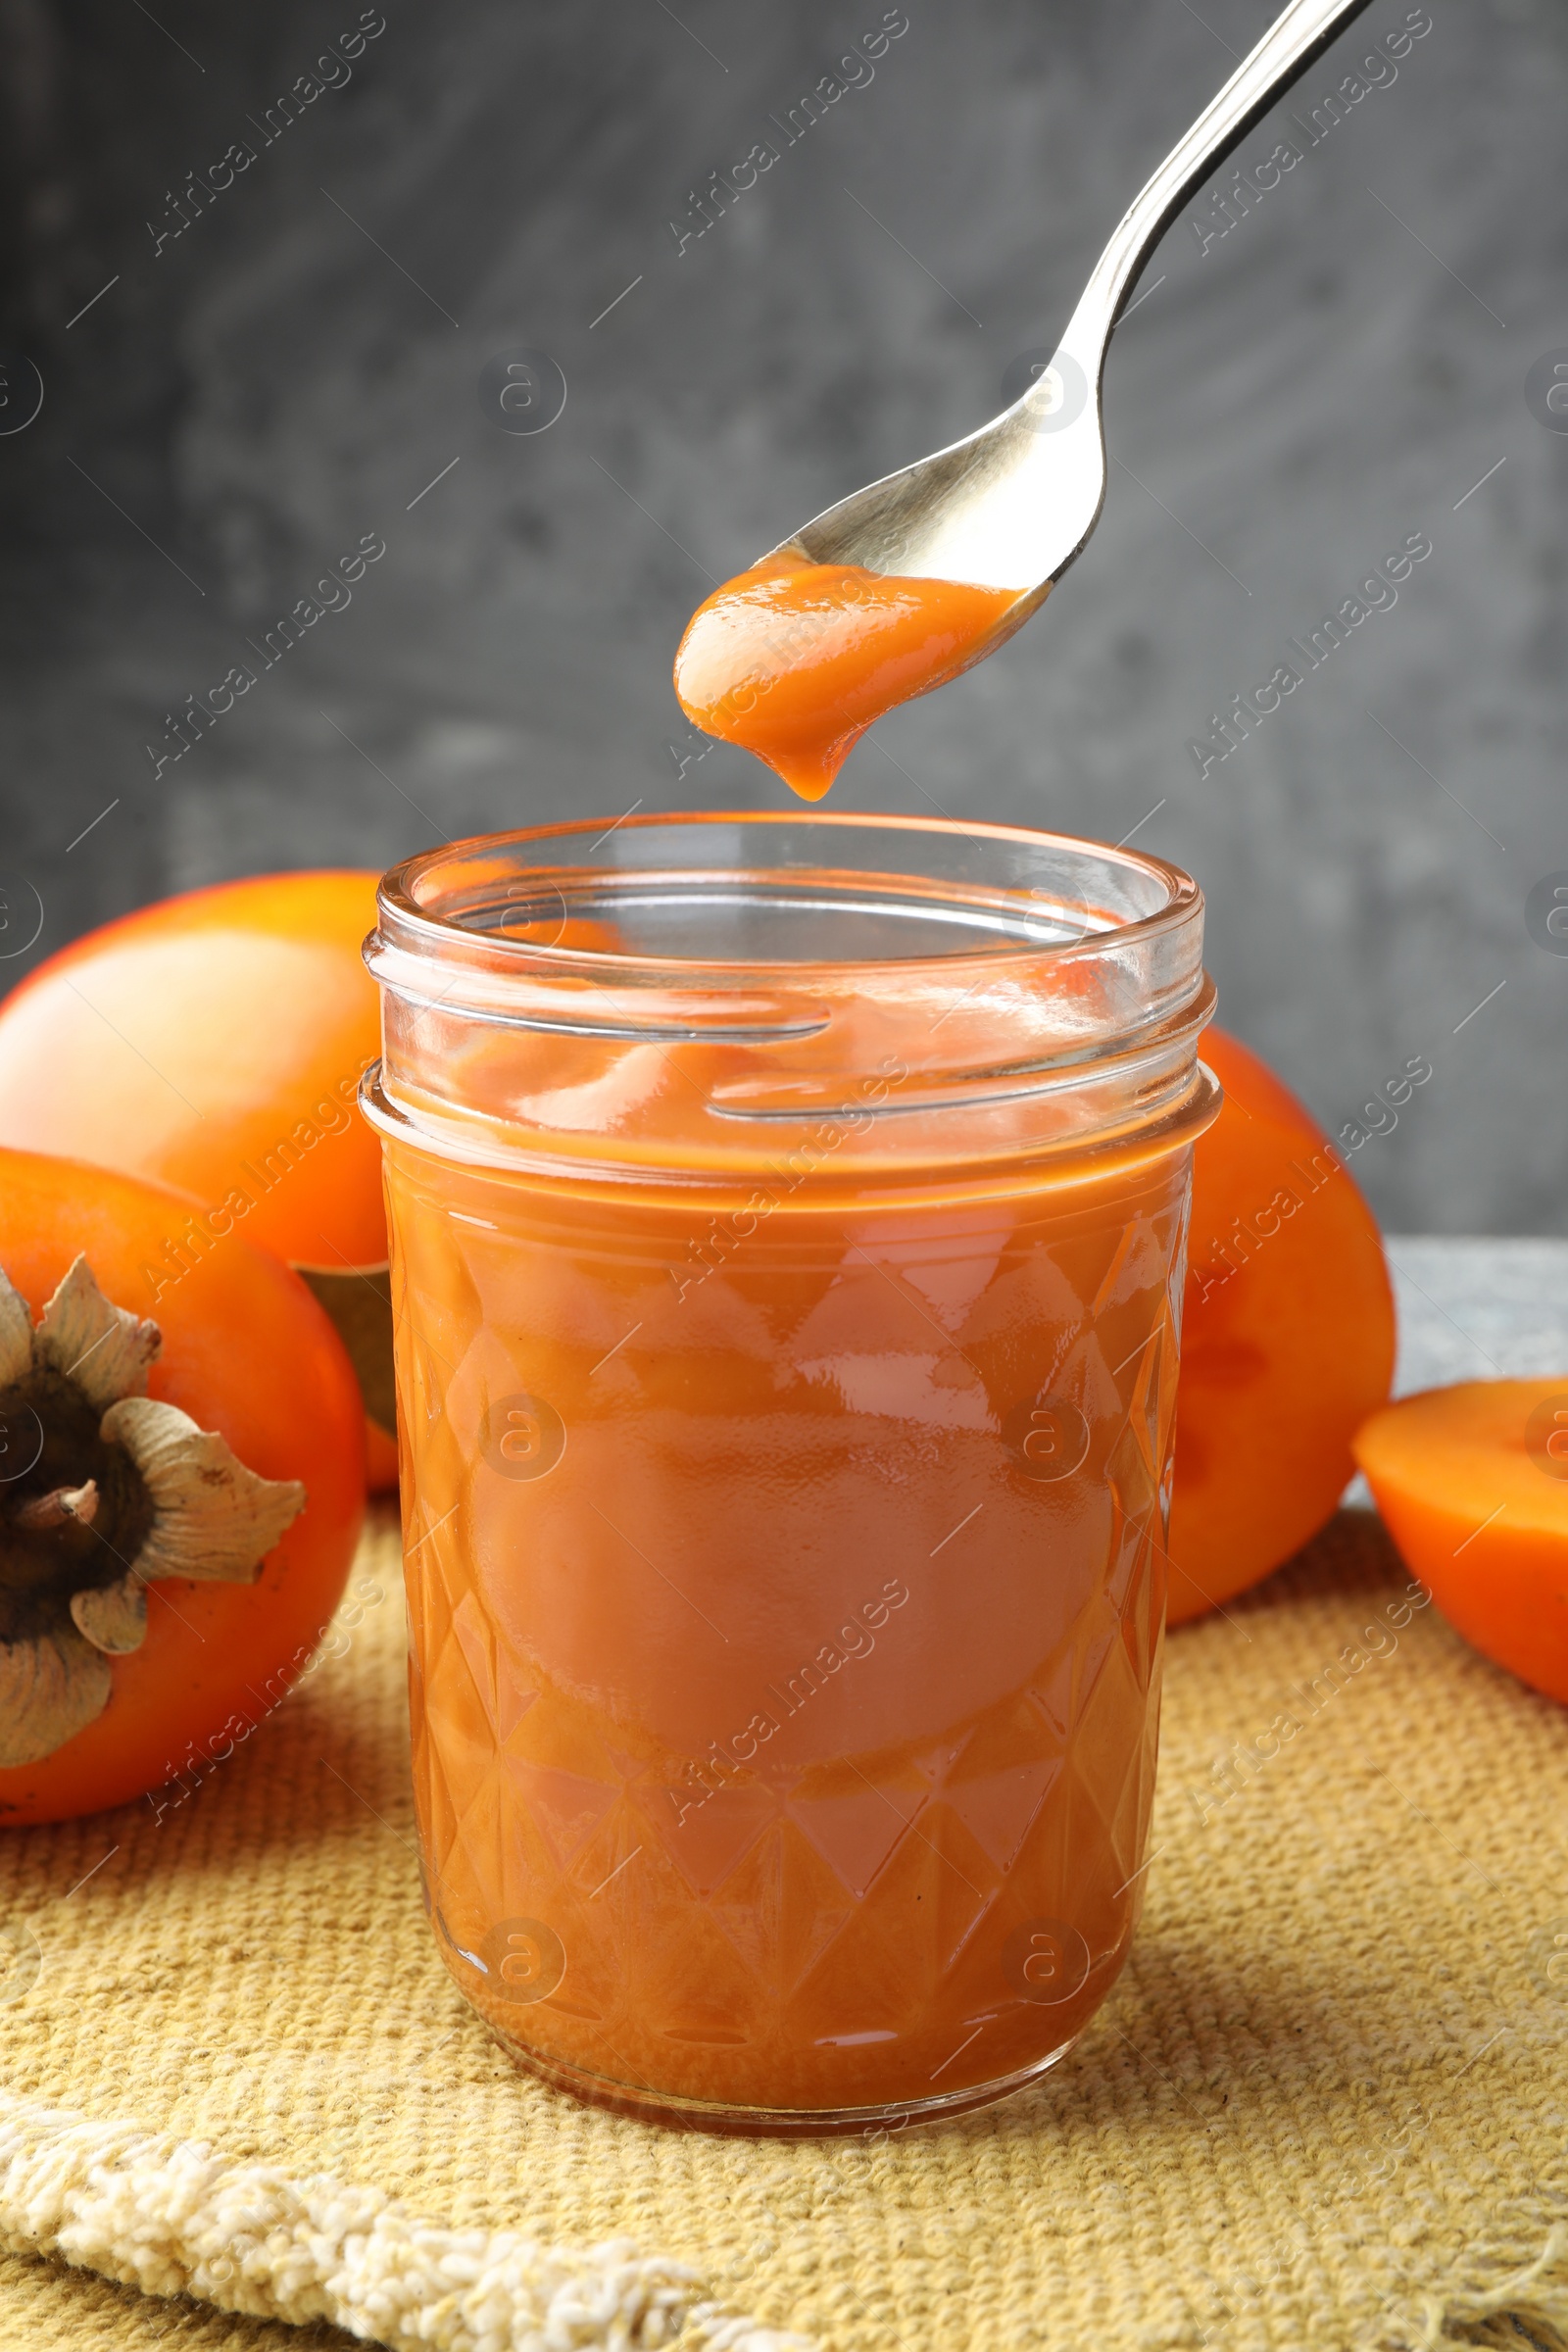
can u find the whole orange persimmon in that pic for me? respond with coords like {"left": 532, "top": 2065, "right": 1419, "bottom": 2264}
{"left": 0, "top": 871, "right": 397, "bottom": 1489}
{"left": 0, "top": 1147, "right": 366, "bottom": 1825}
{"left": 1166, "top": 1028, "right": 1396, "bottom": 1622}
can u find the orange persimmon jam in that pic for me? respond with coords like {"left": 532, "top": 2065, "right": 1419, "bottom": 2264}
{"left": 674, "top": 554, "right": 1025, "bottom": 800}
{"left": 363, "top": 813, "right": 1218, "bottom": 2132}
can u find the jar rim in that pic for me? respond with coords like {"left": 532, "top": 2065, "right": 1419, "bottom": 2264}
{"left": 374, "top": 809, "right": 1201, "bottom": 983}
{"left": 366, "top": 811, "right": 1216, "bottom": 1196}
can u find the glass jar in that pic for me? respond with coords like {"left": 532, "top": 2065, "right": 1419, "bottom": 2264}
{"left": 362, "top": 811, "right": 1218, "bottom": 2134}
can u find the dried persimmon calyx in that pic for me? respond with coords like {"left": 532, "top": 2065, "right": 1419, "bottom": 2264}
{"left": 0, "top": 1254, "right": 304, "bottom": 1768}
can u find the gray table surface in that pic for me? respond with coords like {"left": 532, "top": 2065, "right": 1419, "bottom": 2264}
{"left": 1386, "top": 1238, "right": 1568, "bottom": 1393}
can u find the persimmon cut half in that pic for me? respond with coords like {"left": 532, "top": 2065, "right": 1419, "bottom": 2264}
{"left": 0, "top": 1146, "right": 365, "bottom": 1825}
{"left": 1354, "top": 1381, "right": 1568, "bottom": 1705}
{"left": 1166, "top": 1029, "right": 1396, "bottom": 1623}
{"left": 0, "top": 871, "right": 398, "bottom": 1490}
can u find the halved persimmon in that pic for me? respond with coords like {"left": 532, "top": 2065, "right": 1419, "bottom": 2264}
{"left": 1354, "top": 1381, "right": 1568, "bottom": 1704}
{"left": 0, "top": 1146, "right": 365, "bottom": 1825}
{"left": 0, "top": 871, "right": 397, "bottom": 1488}
{"left": 1166, "top": 1029, "right": 1396, "bottom": 1623}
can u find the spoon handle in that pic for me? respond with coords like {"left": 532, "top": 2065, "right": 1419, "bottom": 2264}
{"left": 1066, "top": 0, "right": 1378, "bottom": 352}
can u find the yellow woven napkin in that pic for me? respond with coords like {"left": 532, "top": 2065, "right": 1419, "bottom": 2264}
{"left": 3, "top": 1505, "right": 1566, "bottom": 2352}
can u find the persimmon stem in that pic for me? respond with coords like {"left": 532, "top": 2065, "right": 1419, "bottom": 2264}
{"left": 13, "top": 1479, "right": 100, "bottom": 1532}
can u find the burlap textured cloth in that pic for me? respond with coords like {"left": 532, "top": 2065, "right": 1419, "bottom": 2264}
{"left": 2, "top": 1501, "right": 1566, "bottom": 2352}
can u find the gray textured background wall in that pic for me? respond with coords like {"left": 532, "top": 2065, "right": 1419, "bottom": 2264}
{"left": 0, "top": 0, "right": 1563, "bottom": 1231}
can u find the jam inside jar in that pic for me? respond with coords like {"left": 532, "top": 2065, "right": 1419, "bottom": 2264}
{"left": 363, "top": 811, "right": 1219, "bottom": 2133}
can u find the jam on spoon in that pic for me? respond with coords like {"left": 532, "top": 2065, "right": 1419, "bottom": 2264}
{"left": 674, "top": 553, "right": 1025, "bottom": 803}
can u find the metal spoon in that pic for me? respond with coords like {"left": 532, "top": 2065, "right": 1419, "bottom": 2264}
{"left": 771, "top": 0, "right": 1376, "bottom": 615}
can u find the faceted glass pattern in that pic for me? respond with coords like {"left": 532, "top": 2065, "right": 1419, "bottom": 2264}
{"left": 388, "top": 1143, "right": 1194, "bottom": 2129}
